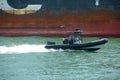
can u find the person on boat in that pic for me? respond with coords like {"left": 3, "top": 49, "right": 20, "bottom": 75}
{"left": 73, "top": 29, "right": 83, "bottom": 44}
{"left": 68, "top": 35, "right": 74, "bottom": 44}
{"left": 63, "top": 35, "right": 74, "bottom": 44}
{"left": 63, "top": 29, "right": 83, "bottom": 44}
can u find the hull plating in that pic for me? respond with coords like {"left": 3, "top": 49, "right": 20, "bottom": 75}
{"left": 0, "top": 0, "right": 120, "bottom": 37}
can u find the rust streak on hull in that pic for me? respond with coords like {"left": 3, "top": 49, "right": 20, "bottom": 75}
{"left": 0, "top": 21, "right": 120, "bottom": 37}
{"left": 0, "top": 10, "right": 120, "bottom": 37}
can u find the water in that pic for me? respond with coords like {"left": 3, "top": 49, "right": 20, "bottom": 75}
{"left": 0, "top": 36, "right": 120, "bottom": 80}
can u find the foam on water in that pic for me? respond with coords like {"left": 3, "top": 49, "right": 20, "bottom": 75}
{"left": 0, "top": 44, "right": 56, "bottom": 54}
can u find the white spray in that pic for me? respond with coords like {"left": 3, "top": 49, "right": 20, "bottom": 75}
{"left": 0, "top": 44, "right": 54, "bottom": 54}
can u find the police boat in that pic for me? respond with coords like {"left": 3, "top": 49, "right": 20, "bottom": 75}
{"left": 45, "top": 29, "right": 108, "bottom": 51}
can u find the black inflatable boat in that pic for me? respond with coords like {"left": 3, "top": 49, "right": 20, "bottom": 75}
{"left": 45, "top": 29, "right": 108, "bottom": 51}
{"left": 45, "top": 38, "right": 108, "bottom": 51}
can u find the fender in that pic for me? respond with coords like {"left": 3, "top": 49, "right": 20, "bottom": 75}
{"left": 0, "top": 0, "right": 42, "bottom": 14}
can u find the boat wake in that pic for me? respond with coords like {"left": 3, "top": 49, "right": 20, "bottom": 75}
{"left": 0, "top": 44, "right": 56, "bottom": 54}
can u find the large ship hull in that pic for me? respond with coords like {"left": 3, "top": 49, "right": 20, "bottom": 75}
{"left": 0, "top": 0, "right": 120, "bottom": 37}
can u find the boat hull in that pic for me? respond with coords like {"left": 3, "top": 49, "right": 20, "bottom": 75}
{"left": 0, "top": 20, "right": 120, "bottom": 37}
{"left": 0, "top": 0, "right": 120, "bottom": 37}
{"left": 45, "top": 38, "right": 108, "bottom": 51}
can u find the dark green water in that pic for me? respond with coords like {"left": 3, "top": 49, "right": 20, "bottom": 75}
{"left": 0, "top": 36, "right": 120, "bottom": 80}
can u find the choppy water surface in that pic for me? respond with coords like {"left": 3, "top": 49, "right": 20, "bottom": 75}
{"left": 0, "top": 36, "right": 120, "bottom": 80}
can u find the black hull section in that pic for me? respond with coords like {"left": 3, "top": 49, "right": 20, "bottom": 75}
{"left": 45, "top": 38, "right": 108, "bottom": 51}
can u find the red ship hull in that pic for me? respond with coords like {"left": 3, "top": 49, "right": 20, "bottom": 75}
{"left": 0, "top": 21, "right": 120, "bottom": 37}
{"left": 0, "top": 10, "right": 120, "bottom": 37}
{"left": 0, "top": 0, "right": 120, "bottom": 37}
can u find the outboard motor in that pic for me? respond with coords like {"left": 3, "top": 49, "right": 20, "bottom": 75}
{"left": 47, "top": 41, "right": 56, "bottom": 45}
